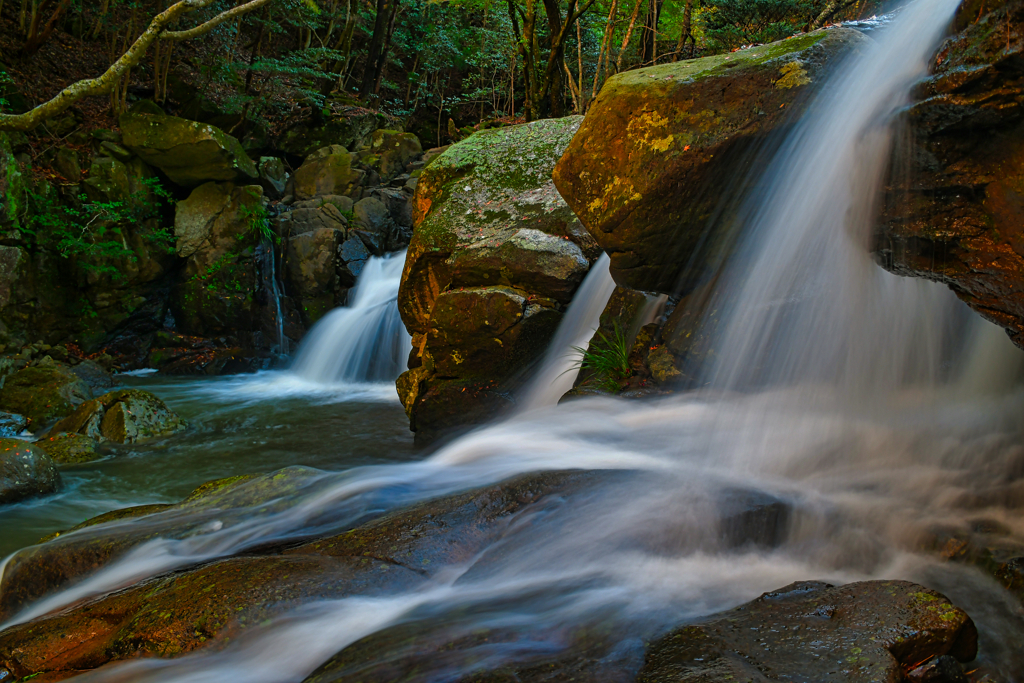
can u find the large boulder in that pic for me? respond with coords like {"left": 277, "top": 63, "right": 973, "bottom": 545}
{"left": 396, "top": 117, "right": 601, "bottom": 441}
{"left": 120, "top": 113, "right": 258, "bottom": 188}
{"left": 368, "top": 129, "right": 422, "bottom": 181}
{"left": 0, "top": 364, "right": 91, "bottom": 432}
{"left": 46, "top": 388, "right": 185, "bottom": 444}
{"left": 35, "top": 432, "right": 104, "bottom": 465}
{"left": 0, "top": 438, "right": 60, "bottom": 505}
{"left": 293, "top": 145, "right": 364, "bottom": 200}
{"left": 170, "top": 182, "right": 264, "bottom": 339}
{"left": 553, "top": 28, "right": 865, "bottom": 294}
{"left": 276, "top": 108, "right": 391, "bottom": 157}
{"left": 874, "top": 0, "right": 1024, "bottom": 347}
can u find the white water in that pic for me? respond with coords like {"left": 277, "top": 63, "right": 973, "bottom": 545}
{"left": 517, "top": 254, "right": 616, "bottom": 409}
{"left": 4, "top": 3, "right": 1024, "bottom": 680}
{"left": 289, "top": 251, "right": 411, "bottom": 385}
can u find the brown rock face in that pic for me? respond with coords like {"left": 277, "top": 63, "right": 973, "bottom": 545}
{"left": 553, "top": 28, "right": 865, "bottom": 294}
{"left": 396, "top": 117, "right": 601, "bottom": 441}
{"left": 639, "top": 581, "right": 977, "bottom": 683}
{"left": 874, "top": 0, "right": 1024, "bottom": 346}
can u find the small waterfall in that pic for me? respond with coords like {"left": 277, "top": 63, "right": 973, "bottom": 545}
{"left": 290, "top": 251, "right": 411, "bottom": 384}
{"left": 517, "top": 254, "right": 616, "bottom": 410}
{"left": 257, "top": 238, "right": 287, "bottom": 357}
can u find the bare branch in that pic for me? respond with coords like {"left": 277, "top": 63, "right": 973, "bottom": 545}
{"left": 161, "top": 0, "right": 273, "bottom": 41}
{"left": 0, "top": 0, "right": 274, "bottom": 132}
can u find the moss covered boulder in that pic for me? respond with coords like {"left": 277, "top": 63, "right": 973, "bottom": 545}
{"left": 120, "top": 113, "right": 258, "bottom": 188}
{"left": 369, "top": 129, "right": 422, "bottom": 181}
{"left": 46, "top": 388, "right": 185, "bottom": 444}
{"left": 553, "top": 28, "right": 865, "bottom": 294}
{"left": 0, "top": 365, "right": 91, "bottom": 432}
{"left": 170, "top": 183, "right": 264, "bottom": 339}
{"left": 0, "top": 438, "right": 60, "bottom": 505}
{"left": 276, "top": 108, "right": 390, "bottom": 157}
{"left": 397, "top": 117, "right": 601, "bottom": 442}
{"left": 874, "top": 0, "right": 1024, "bottom": 347}
{"left": 34, "top": 432, "right": 104, "bottom": 465}
{"left": 293, "top": 145, "right": 364, "bottom": 200}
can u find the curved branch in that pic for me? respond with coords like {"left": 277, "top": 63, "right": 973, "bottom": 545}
{"left": 161, "top": 0, "right": 273, "bottom": 41}
{"left": 0, "top": 0, "right": 274, "bottom": 132}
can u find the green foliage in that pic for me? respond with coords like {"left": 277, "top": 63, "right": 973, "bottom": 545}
{"left": 699, "top": 0, "right": 818, "bottom": 50}
{"left": 0, "top": 70, "right": 13, "bottom": 113}
{"left": 241, "top": 201, "right": 275, "bottom": 244}
{"left": 20, "top": 176, "right": 174, "bottom": 281}
{"left": 571, "top": 320, "right": 632, "bottom": 393}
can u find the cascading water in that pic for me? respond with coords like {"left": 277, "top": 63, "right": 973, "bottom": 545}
{"left": 517, "top": 254, "right": 616, "bottom": 410}
{"left": 4, "top": 3, "right": 1024, "bottom": 680}
{"left": 289, "top": 251, "right": 411, "bottom": 385}
{"left": 257, "top": 238, "right": 287, "bottom": 357}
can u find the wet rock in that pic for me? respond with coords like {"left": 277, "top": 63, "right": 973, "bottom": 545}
{"left": 258, "top": 156, "right": 288, "bottom": 199}
{"left": 46, "top": 388, "right": 184, "bottom": 444}
{"left": 0, "top": 438, "right": 60, "bottom": 505}
{"left": 68, "top": 359, "right": 115, "bottom": 394}
{"left": 287, "top": 196, "right": 352, "bottom": 235}
{"left": 873, "top": 1, "right": 1024, "bottom": 348}
{"left": 638, "top": 581, "right": 978, "bottom": 683}
{"left": 369, "top": 187, "right": 413, "bottom": 228}
{"left": 553, "top": 28, "right": 866, "bottom": 294}
{"left": 285, "top": 228, "right": 348, "bottom": 325}
{"left": 120, "top": 113, "right": 258, "bottom": 187}
{"left": 34, "top": 432, "right": 103, "bottom": 465}
{"left": 293, "top": 145, "right": 364, "bottom": 200}
{"left": 0, "top": 471, "right": 596, "bottom": 677}
{"left": 0, "top": 412, "right": 27, "bottom": 437}
{"left": 397, "top": 117, "right": 601, "bottom": 442}
{"left": 907, "top": 655, "right": 968, "bottom": 683}
{"left": 0, "top": 365, "right": 91, "bottom": 432}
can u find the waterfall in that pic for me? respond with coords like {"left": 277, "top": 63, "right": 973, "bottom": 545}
{"left": 8, "top": 3, "right": 1024, "bottom": 680}
{"left": 517, "top": 254, "right": 616, "bottom": 410}
{"left": 289, "top": 251, "right": 411, "bottom": 385}
{"left": 257, "top": 238, "right": 287, "bottom": 357}
{"left": 701, "top": 0, "right": 972, "bottom": 394}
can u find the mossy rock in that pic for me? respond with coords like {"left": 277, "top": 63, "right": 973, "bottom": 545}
{"left": 397, "top": 117, "right": 601, "bottom": 442}
{"left": 35, "top": 432, "right": 104, "bottom": 465}
{"left": 369, "top": 129, "right": 422, "bottom": 180}
{"left": 553, "top": 27, "right": 866, "bottom": 294}
{"left": 120, "top": 113, "right": 258, "bottom": 188}
{"left": 47, "top": 388, "right": 185, "bottom": 444}
{"left": 0, "top": 365, "right": 91, "bottom": 432}
{"left": 293, "top": 145, "right": 364, "bottom": 200}
{"left": 0, "top": 438, "right": 60, "bottom": 505}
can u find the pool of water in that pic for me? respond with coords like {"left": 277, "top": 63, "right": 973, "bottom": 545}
{"left": 0, "top": 372, "right": 416, "bottom": 558}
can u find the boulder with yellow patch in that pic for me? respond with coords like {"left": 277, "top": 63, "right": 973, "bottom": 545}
{"left": 554, "top": 27, "right": 866, "bottom": 294}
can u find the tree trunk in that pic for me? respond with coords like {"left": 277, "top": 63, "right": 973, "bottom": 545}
{"left": 616, "top": 0, "right": 645, "bottom": 71}
{"left": 673, "top": 0, "right": 693, "bottom": 61}
{"left": 361, "top": 0, "right": 399, "bottom": 101}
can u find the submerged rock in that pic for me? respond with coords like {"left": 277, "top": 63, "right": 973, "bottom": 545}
{"left": 0, "top": 365, "right": 91, "bottom": 432}
{"left": 553, "top": 28, "right": 865, "bottom": 294}
{"left": 46, "top": 388, "right": 185, "bottom": 444}
{"left": 874, "top": 0, "right": 1024, "bottom": 348}
{"left": 397, "top": 117, "right": 601, "bottom": 442}
{"left": 0, "top": 411, "right": 27, "bottom": 437}
{"left": 120, "top": 113, "right": 258, "bottom": 187}
{"left": 0, "top": 438, "right": 60, "bottom": 505}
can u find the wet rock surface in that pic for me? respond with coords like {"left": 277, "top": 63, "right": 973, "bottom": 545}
{"left": 396, "top": 117, "right": 601, "bottom": 441}
{"left": 638, "top": 581, "right": 977, "bottom": 683}
{"left": 0, "top": 439, "right": 60, "bottom": 506}
{"left": 0, "top": 471, "right": 601, "bottom": 678}
{"left": 553, "top": 28, "right": 865, "bottom": 294}
{"left": 874, "top": 0, "right": 1024, "bottom": 347}
{"left": 0, "top": 365, "right": 91, "bottom": 432}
